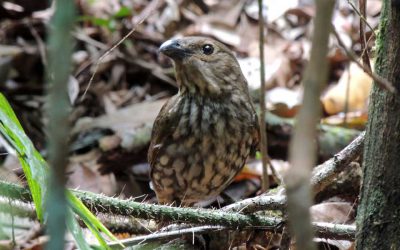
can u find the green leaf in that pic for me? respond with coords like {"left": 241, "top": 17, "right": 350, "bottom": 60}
{"left": 66, "top": 210, "right": 92, "bottom": 250}
{"left": 92, "top": 18, "right": 111, "bottom": 27}
{"left": 0, "top": 93, "right": 47, "bottom": 221}
{"left": 113, "top": 6, "right": 131, "bottom": 18}
{"left": 78, "top": 16, "right": 111, "bottom": 28}
{"left": 68, "top": 192, "right": 123, "bottom": 249}
{"left": 0, "top": 93, "right": 118, "bottom": 248}
{"left": 255, "top": 151, "right": 261, "bottom": 160}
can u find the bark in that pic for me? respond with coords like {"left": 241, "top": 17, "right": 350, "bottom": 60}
{"left": 356, "top": 1, "right": 400, "bottom": 249}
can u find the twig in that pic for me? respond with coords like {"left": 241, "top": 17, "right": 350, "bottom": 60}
{"left": 280, "top": 226, "right": 291, "bottom": 249}
{"left": 222, "top": 194, "right": 286, "bottom": 214}
{"left": 258, "top": 0, "right": 269, "bottom": 192}
{"left": 27, "top": 22, "right": 47, "bottom": 66}
{"left": 346, "top": 0, "right": 376, "bottom": 37}
{"left": 267, "top": 159, "right": 282, "bottom": 185}
{"left": 0, "top": 198, "right": 36, "bottom": 219}
{"left": 108, "top": 221, "right": 355, "bottom": 249}
{"left": 343, "top": 64, "right": 351, "bottom": 126}
{"left": 80, "top": 0, "right": 162, "bottom": 101}
{"left": 358, "top": 0, "right": 371, "bottom": 71}
{"left": 220, "top": 131, "right": 364, "bottom": 215}
{"left": 313, "top": 222, "right": 355, "bottom": 240}
{"left": 311, "top": 131, "right": 364, "bottom": 194}
{"left": 107, "top": 225, "right": 224, "bottom": 249}
{"left": 331, "top": 25, "right": 397, "bottom": 93}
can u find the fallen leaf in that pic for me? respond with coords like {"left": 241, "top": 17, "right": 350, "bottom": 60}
{"left": 266, "top": 87, "right": 302, "bottom": 117}
{"left": 322, "top": 62, "right": 372, "bottom": 115}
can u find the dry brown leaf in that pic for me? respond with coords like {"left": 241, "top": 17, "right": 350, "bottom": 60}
{"left": 311, "top": 202, "right": 355, "bottom": 224}
{"left": 0, "top": 155, "right": 22, "bottom": 184}
{"left": 266, "top": 87, "right": 302, "bottom": 118}
{"left": 67, "top": 150, "right": 117, "bottom": 195}
{"left": 322, "top": 62, "right": 372, "bottom": 115}
{"left": 321, "top": 111, "right": 368, "bottom": 129}
{"left": 311, "top": 202, "right": 355, "bottom": 250}
{"left": 72, "top": 99, "right": 165, "bottom": 135}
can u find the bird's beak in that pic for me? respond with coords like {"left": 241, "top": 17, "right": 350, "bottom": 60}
{"left": 159, "top": 39, "right": 191, "bottom": 60}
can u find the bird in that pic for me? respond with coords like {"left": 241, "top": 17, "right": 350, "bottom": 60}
{"left": 148, "top": 36, "right": 259, "bottom": 206}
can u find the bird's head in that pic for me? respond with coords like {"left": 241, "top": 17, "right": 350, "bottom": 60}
{"left": 159, "top": 37, "right": 248, "bottom": 97}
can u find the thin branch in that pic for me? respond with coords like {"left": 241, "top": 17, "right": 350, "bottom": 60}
{"left": 223, "top": 131, "right": 364, "bottom": 215}
{"left": 109, "top": 222, "right": 355, "bottom": 249}
{"left": 107, "top": 225, "right": 225, "bottom": 248}
{"left": 284, "top": 0, "right": 335, "bottom": 249}
{"left": 27, "top": 21, "right": 47, "bottom": 67}
{"left": 346, "top": 0, "right": 376, "bottom": 37}
{"left": 311, "top": 131, "right": 364, "bottom": 194}
{"left": 358, "top": 0, "right": 371, "bottom": 71}
{"left": 280, "top": 226, "right": 291, "bottom": 250}
{"left": 222, "top": 194, "right": 286, "bottom": 213}
{"left": 331, "top": 25, "right": 397, "bottom": 94}
{"left": 258, "top": 0, "right": 269, "bottom": 192}
{"left": 80, "top": 0, "right": 162, "bottom": 101}
{"left": 313, "top": 222, "right": 355, "bottom": 240}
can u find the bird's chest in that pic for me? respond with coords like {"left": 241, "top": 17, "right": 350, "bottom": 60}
{"left": 170, "top": 95, "right": 252, "bottom": 146}
{"left": 152, "top": 95, "right": 256, "bottom": 202}
{"left": 159, "top": 95, "right": 255, "bottom": 174}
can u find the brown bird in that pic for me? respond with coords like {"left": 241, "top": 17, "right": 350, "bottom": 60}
{"left": 148, "top": 37, "right": 259, "bottom": 206}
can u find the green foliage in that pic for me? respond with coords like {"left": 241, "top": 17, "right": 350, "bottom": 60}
{"left": 0, "top": 93, "right": 47, "bottom": 221}
{"left": 79, "top": 6, "right": 132, "bottom": 31}
{"left": 0, "top": 93, "right": 121, "bottom": 249}
{"left": 255, "top": 151, "right": 261, "bottom": 160}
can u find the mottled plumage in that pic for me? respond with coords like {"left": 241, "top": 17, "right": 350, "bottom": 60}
{"left": 148, "top": 37, "right": 259, "bottom": 205}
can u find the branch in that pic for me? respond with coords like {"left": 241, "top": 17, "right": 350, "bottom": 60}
{"left": 0, "top": 181, "right": 283, "bottom": 230}
{"left": 0, "top": 197, "right": 155, "bottom": 235}
{"left": 313, "top": 222, "right": 355, "bottom": 240}
{"left": 80, "top": 0, "right": 162, "bottom": 101}
{"left": 222, "top": 193, "right": 286, "bottom": 213}
{"left": 0, "top": 178, "right": 357, "bottom": 243}
{"left": 258, "top": 0, "right": 269, "bottom": 192}
{"left": 311, "top": 131, "right": 364, "bottom": 194}
{"left": 331, "top": 25, "right": 397, "bottom": 94}
{"left": 109, "top": 222, "right": 355, "bottom": 249}
{"left": 220, "top": 131, "right": 364, "bottom": 215}
{"left": 0, "top": 128, "right": 364, "bottom": 244}
{"left": 284, "top": 1, "right": 335, "bottom": 249}
{"left": 107, "top": 225, "right": 225, "bottom": 248}
{"left": 358, "top": 0, "right": 371, "bottom": 72}
{"left": 1, "top": 129, "right": 364, "bottom": 223}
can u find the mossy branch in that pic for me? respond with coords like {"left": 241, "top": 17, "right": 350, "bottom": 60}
{"left": 0, "top": 180, "right": 356, "bottom": 243}
{"left": 0, "top": 181, "right": 282, "bottom": 230}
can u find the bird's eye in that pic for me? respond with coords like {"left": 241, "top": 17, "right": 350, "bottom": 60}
{"left": 202, "top": 44, "right": 214, "bottom": 55}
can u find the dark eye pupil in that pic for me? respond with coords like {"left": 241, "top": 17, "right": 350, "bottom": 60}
{"left": 202, "top": 44, "right": 214, "bottom": 55}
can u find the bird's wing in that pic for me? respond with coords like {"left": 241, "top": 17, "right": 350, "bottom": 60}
{"left": 147, "top": 95, "right": 179, "bottom": 166}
